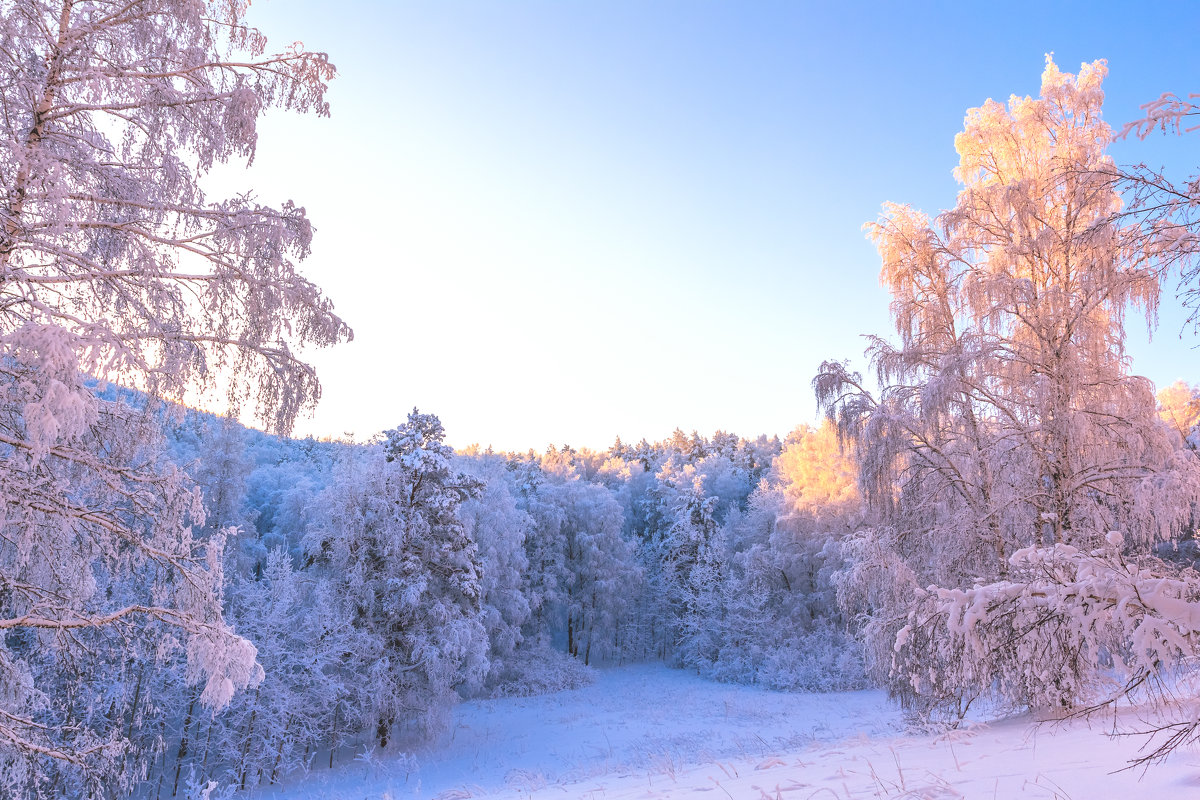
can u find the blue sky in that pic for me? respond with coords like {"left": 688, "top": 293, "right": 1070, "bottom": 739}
{"left": 228, "top": 1, "right": 1200, "bottom": 450}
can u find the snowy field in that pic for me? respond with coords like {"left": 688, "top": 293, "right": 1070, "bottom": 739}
{"left": 254, "top": 664, "right": 1200, "bottom": 799}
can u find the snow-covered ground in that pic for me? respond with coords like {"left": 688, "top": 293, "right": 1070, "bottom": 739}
{"left": 257, "top": 664, "right": 1200, "bottom": 799}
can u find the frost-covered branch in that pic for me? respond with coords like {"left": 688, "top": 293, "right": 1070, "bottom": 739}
{"left": 0, "top": 1, "right": 347, "bottom": 792}
{"left": 893, "top": 535, "right": 1200, "bottom": 735}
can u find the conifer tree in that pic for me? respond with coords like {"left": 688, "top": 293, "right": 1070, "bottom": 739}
{"left": 306, "top": 411, "right": 486, "bottom": 748}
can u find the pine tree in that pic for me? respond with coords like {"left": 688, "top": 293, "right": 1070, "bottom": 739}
{"left": 306, "top": 411, "right": 487, "bottom": 748}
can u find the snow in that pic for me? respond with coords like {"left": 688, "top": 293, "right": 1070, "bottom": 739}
{"left": 251, "top": 664, "right": 1200, "bottom": 799}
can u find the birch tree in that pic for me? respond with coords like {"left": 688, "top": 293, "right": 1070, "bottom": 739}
{"left": 0, "top": 0, "right": 348, "bottom": 792}
{"left": 1158, "top": 381, "right": 1200, "bottom": 448}
{"left": 1118, "top": 89, "right": 1200, "bottom": 329}
{"left": 819, "top": 57, "right": 1191, "bottom": 569}
{"left": 818, "top": 57, "right": 1200, "bottom": 720}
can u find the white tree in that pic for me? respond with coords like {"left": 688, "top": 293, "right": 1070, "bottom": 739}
{"left": 305, "top": 411, "right": 487, "bottom": 748}
{"left": 551, "top": 478, "right": 640, "bottom": 665}
{"left": 455, "top": 452, "right": 533, "bottom": 685}
{"left": 0, "top": 0, "right": 348, "bottom": 792}
{"left": 819, "top": 57, "right": 1192, "bottom": 566}
{"left": 707, "top": 434, "right": 867, "bottom": 691}
{"left": 216, "top": 550, "right": 349, "bottom": 791}
{"left": 650, "top": 461, "right": 721, "bottom": 666}
{"left": 772, "top": 421, "right": 861, "bottom": 531}
{"left": 818, "top": 57, "right": 1200, "bottom": 720}
{"left": 1158, "top": 380, "right": 1200, "bottom": 448}
{"left": 1118, "top": 89, "right": 1200, "bottom": 329}
{"left": 505, "top": 455, "right": 570, "bottom": 646}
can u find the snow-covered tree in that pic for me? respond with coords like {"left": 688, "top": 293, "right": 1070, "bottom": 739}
{"left": 650, "top": 462, "right": 721, "bottom": 666}
{"left": 546, "top": 478, "right": 640, "bottom": 665}
{"left": 305, "top": 411, "right": 487, "bottom": 748}
{"left": 0, "top": 0, "right": 347, "bottom": 791}
{"left": 1158, "top": 380, "right": 1200, "bottom": 448}
{"left": 820, "top": 56, "right": 1193, "bottom": 565}
{"left": 818, "top": 57, "right": 1200, "bottom": 719}
{"left": 772, "top": 421, "right": 861, "bottom": 530}
{"left": 0, "top": 0, "right": 348, "bottom": 426}
{"left": 504, "top": 455, "right": 569, "bottom": 644}
{"left": 1118, "top": 89, "right": 1200, "bottom": 330}
{"left": 707, "top": 441, "right": 867, "bottom": 691}
{"left": 215, "top": 550, "right": 350, "bottom": 791}
{"left": 455, "top": 453, "right": 533, "bottom": 684}
{"left": 193, "top": 418, "right": 254, "bottom": 535}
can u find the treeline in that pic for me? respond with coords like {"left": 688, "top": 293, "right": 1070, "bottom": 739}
{"left": 114, "top": 408, "right": 865, "bottom": 796}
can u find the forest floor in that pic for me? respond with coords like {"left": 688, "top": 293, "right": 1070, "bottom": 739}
{"left": 257, "top": 664, "right": 1200, "bottom": 799}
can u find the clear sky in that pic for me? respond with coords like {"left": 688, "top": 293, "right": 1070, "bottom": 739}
{"left": 222, "top": 0, "right": 1200, "bottom": 451}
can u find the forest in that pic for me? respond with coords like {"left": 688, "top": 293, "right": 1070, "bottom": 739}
{"left": 3, "top": 2, "right": 1200, "bottom": 799}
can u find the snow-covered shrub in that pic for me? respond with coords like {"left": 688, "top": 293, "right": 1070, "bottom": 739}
{"left": 832, "top": 530, "right": 921, "bottom": 688}
{"left": 755, "top": 622, "right": 869, "bottom": 692}
{"left": 892, "top": 533, "right": 1200, "bottom": 722}
{"left": 485, "top": 642, "right": 596, "bottom": 699}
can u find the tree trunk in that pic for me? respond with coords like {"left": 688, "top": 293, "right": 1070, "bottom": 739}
{"left": 238, "top": 686, "right": 262, "bottom": 790}
{"left": 199, "top": 716, "right": 215, "bottom": 784}
{"left": 270, "top": 714, "right": 291, "bottom": 783}
{"left": 172, "top": 690, "right": 199, "bottom": 797}
{"left": 126, "top": 665, "right": 145, "bottom": 743}
{"left": 376, "top": 713, "right": 393, "bottom": 749}
{"left": 329, "top": 704, "right": 338, "bottom": 769}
